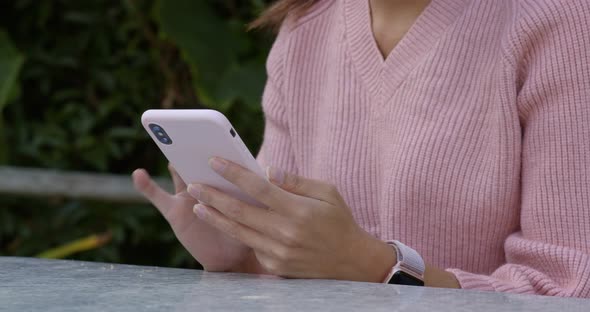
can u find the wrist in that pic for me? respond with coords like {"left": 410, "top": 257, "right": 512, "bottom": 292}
{"left": 347, "top": 231, "right": 397, "bottom": 283}
{"left": 367, "top": 237, "right": 397, "bottom": 283}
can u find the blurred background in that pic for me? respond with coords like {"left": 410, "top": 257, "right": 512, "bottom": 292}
{"left": 0, "top": 0, "right": 274, "bottom": 269}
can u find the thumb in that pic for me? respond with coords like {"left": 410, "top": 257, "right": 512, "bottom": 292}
{"left": 266, "top": 167, "right": 340, "bottom": 203}
{"left": 132, "top": 169, "right": 174, "bottom": 216}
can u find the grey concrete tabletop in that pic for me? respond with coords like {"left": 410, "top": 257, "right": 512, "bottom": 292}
{"left": 1, "top": 257, "right": 588, "bottom": 311}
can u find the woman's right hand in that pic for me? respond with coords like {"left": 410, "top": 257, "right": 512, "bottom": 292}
{"left": 132, "top": 165, "right": 258, "bottom": 272}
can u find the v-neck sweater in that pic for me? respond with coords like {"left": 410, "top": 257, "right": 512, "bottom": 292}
{"left": 256, "top": 0, "right": 590, "bottom": 297}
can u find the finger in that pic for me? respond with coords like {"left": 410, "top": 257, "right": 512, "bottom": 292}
{"left": 208, "top": 157, "right": 290, "bottom": 210}
{"left": 168, "top": 164, "right": 186, "bottom": 194}
{"left": 132, "top": 169, "right": 174, "bottom": 214}
{"left": 193, "top": 203, "right": 287, "bottom": 258}
{"left": 187, "top": 184, "right": 291, "bottom": 244}
{"left": 266, "top": 167, "right": 340, "bottom": 203}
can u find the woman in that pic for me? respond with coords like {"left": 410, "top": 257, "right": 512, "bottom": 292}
{"left": 133, "top": 0, "right": 590, "bottom": 296}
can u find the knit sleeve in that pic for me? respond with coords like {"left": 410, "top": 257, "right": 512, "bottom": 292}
{"left": 256, "top": 26, "right": 298, "bottom": 175}
{"left": 448, "top": 1, "right": 590, "bottom": 297}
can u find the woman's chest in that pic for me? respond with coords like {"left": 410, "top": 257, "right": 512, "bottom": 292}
{"left": 285, "top": 32, "right": 519, "bottom": 179}
{"left": 282, "top": 22, "right": 522, "bottom": 239}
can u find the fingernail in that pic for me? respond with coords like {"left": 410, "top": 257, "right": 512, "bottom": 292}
{"left": 266, "top": 166, "right": 285, "bottom": 185}
{"left": 132, "top": 168, "right": 145, "bottom": 179}
{"left": 187, "top": 184, "right": 203, "bottom": 200}
{"left": 194, "top": 204, "right": 208, "bottom": 219}
{"left": 209, "top": 157, "right": 228, "bottom": 173}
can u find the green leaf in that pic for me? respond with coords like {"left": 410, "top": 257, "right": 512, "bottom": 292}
{"left": 216, "top": 62, "right": 266, "bottom": 111}
{"left": 156, "top": 0, "right": 241, "bottom": 107}
{"left": 0, "top": 29, "right": 24, "bottom": 112}
{"left": 0, "top": 29, "right": 24, "bottom": 163}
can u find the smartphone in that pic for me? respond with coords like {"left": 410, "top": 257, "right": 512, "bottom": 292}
{"left": 141, "top": 109, "right": 265, "bottom": 207}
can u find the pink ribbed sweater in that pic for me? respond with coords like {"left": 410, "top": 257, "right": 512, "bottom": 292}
{"left": 255, "top": 0, "right": 590, "bottom": 297}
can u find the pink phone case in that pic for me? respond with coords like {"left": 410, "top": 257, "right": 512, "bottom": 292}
{"left": 141, "top": 109, "right": 265, "bottom": 207}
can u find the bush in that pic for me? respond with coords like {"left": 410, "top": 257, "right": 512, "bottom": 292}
{"left": 0, "top": 0, "right": 273, "bottom": 268}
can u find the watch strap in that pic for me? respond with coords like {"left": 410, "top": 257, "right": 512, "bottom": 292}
{"left": 391, "top": 240, "right": 425, "bottom": 275}
{"left": 383, "top": 240, "right": 425, "bottom": 284}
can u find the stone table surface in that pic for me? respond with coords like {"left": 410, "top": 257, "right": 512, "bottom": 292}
{"left": 1, "top": 257, "right": 588, "bottom": 311}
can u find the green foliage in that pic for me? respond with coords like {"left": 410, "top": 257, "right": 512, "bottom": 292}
{"left": 0, "top": 0, "right": 273, "bottom": 268}
{"left": 0, "top": 30, "right": 25, "bottom": 163}
{"left": 159, "top": 0, "right": 266, "bottom": 110}
{"left": 0, "top": 30, "right": 24, "bottom": 111}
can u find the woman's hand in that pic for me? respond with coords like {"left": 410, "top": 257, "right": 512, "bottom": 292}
{"left": 187, "top": 157, "right": 397, "bottom": 282}
{"left": 132, "top": 165, "right": 261, "bottom": 273}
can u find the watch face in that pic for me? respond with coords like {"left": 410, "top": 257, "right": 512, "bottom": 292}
{"left": 389, "top": 271, "right": 425, "bottom": 286}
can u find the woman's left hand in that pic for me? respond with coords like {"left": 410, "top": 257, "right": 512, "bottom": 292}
{"left": 187, "top": 157, "right": 396, "bottom": 282}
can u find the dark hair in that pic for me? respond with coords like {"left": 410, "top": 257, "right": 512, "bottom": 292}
{"left": 249, "top": 0, "right": 320, "bottom": 30}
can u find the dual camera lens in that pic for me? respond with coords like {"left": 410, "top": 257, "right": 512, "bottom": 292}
{"left": 149, "top": 124, "right": 172, "bottom": 145}
{"left": 149, "top": 124, "right": 236, "bottom": 145}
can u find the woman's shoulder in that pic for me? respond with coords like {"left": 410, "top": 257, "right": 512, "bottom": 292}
{"left": 273, "top": 0, "right": 340, "bottom": 48}
{"left": 510, "top": 0, "right": 589, "bottom": 30}
{"left": 501, "top": 0, "right": 589, "bottom": 65}
{"left": 266, "top": 0, "right": 340, "bottom": 80}
{"left": 283, "top": 0, "right": 339, "bottom": 33}
{"left": 514, "top": 0, "right": 590, "bottom": 11}
{"left": 504, "top": 0, "right": 589, "bottom": 115}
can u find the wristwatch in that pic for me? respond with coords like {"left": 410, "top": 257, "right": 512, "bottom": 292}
{"left": 383, "top": 240, "right": 425, "bottom": 286}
